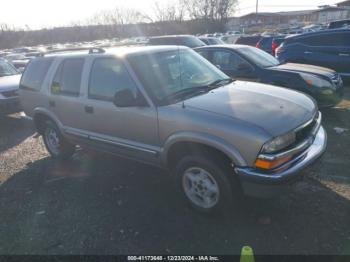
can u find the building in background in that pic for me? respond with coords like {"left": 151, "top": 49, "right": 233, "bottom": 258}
{"left": 226, "top": 0, "right": 350, "bottom": 32}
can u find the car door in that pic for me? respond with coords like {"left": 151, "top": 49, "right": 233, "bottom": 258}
{"left": 81, "top": 57, "right": 159, "bottom": 165}
{"left": 49, "top": 57, "right": 87, "bottom": 134}
{"left": 210, "top": 49, "right": 256, "bottom": 81}
{"left": 301, "top": 33, "right": 341, "bottom": 70}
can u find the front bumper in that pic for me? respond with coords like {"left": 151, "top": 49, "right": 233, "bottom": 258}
{"left": 235, "top": 125, "right": 327, "bottom": 198}
{"left": 0, "top": 96, "right": 21, "bottom": 114}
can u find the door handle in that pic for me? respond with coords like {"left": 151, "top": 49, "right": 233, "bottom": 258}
{"left": 339, "top": 53, "right": 349, "bottom": 56}
{"left": 304, "top": 51, "right": 312, "bottom": 54}
{"left": 84, "top": 105, "right": 94, "bottom": 114}
{"left": 49, "top": 100, "right": 55, "bottom": 107}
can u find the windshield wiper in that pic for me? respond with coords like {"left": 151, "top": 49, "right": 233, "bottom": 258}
{"left": 160, "top": 78, "right": 234, "bottom": 104}
{"left": 206, "top": 78, "right": 234, "bottom": 89}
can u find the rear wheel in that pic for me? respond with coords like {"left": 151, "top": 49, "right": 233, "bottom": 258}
{"left": 174, "top": 154, "right": 240, "bottom": 214}
{"left": 42, "top": 121, "right": 75, "bottom": 159}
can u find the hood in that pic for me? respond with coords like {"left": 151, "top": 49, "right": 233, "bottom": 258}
{"left": 183, "top": 81, "right": 317, "bottom": 137}
{"left": 0, "top": 74, "right": 21, "bottom": 92}
{"left": 269, "top": 63, "right": 335, "bottom": 79}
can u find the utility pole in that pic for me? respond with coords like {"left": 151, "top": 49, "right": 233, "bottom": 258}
{"left": 256, "top": 0, "right": 259, "bottom": 14}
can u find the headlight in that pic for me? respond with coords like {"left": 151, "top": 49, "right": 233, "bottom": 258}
{"left": 300, "top": 73, "right": 334, "bottom": 89}
{"left": 262, "top": 131, "right": 296, "bottom": 153}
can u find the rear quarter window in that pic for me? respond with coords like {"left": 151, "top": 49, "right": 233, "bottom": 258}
{"left": 20, "top": 58, "right": 54, "bottom": 91}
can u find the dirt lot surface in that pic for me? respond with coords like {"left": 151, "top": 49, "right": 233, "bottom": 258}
{"left": 0, "top": 89, "right": 350, "bottom": 255}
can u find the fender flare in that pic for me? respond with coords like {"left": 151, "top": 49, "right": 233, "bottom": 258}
{"left": 161, "top": 131, "right": 247, "bottom": 167}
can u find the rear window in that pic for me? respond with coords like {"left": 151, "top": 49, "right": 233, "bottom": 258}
{"left": 20, "top": 58, "right": 54, "bottom": 91}
{"left": 149, "top": 38, "right": 174, "bottom": 45}
{"left": 235, "top": 36, "right": 261, "bottom": 46}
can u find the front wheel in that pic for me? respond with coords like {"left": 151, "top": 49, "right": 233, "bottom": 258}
{"left": 42, "top": 121, "right": 75, "bottom": 159}
{"left": 174, "top": 154, "right": 240, "bottom": 214}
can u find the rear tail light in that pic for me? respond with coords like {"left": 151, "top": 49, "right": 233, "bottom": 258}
{"left": 271, "top": 41, "right": 278, "bottom": 55}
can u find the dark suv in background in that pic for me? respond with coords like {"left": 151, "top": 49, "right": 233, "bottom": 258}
{"left": 276, "top": 29, "right": 350, "bottom": 81}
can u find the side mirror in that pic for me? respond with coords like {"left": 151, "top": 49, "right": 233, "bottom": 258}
{"left": 237, "top": 63, "right": 252, "bottom": 73}
{"left": 113, "top": 89, "right": 147, "bottom": 107}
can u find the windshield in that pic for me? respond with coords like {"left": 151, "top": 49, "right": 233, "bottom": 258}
{"left": 237, "top": 46, "right": 280, "bottom": 68}
{"left": 127, "top": 48, "right": 228, "bottom": 105}
{"left": 0, "top": 60, "right": 19, "bottom": 76}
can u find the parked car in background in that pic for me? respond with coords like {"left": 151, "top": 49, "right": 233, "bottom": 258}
{"left": 20, "top": 46, "right": 326, "bottom": 214}
{"left": 195, "top": 45, "right": 343, "bottom": 107}
{"left": 199, "top": 37, "right": 225, "bottom": 45}
{"left": 148, "top": 35, "right": 206, "bottom": 48}
{"left": 235, "top": 35, "right": 262, "bottom": 46}
{"left": 220, "top": 35, "right": 241, "bottom": 44}
{"left": 276, "top": 29, "right": 350, "bottom": 82}
{"left": 11, "top": 59, "right": 30, "bottom": 73}
{"left": 272, "top": 37, "right": 286, "bottom": 56}
{"left": 226, "top": 31, "right": 241, "bottom": 35}
{"left": 0, "top": 58, "right": 21, "bottom": 114}
{"left": 256, "top": 35, "right": 286, "bottom": 55}
{"left": 328, "top": 19, "right": 350, "bottom": 29}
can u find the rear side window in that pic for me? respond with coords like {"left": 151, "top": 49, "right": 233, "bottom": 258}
{"left": 300, "top": 32, "right": 350, "bottom": 46}
{"left": 88, "top": 58, "right": 137, "bottom": 102}
{"left": 20, "top": 58, "right": 53, "bottom": 91}
{"left": 51, "top": 58, "right": 84, "bottom": 96}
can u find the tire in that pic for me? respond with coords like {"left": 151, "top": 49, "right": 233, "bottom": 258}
{"left": 174, "top": 154, "right": 240, "bottom": 214}
{"left": 42, "top": 120, "right": 75, "bottom": 159}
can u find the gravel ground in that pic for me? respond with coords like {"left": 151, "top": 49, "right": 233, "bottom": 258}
{"left": 0, "top": 90, "right": 350, "bottom": 255}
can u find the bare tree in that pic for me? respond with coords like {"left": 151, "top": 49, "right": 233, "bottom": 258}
{"left": 185, "top": 0, "right": 237, "bottom": 25}
{"left": 152, "top": 0, "right": 185, "bottom": 22}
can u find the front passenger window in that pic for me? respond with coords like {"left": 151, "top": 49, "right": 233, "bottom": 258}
{"left": 88, "top": 58, "right": 137, "bottom": 102}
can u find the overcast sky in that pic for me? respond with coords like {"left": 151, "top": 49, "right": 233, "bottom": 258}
{"left": 0, "top": 0, "right": 342, "bottom": 29}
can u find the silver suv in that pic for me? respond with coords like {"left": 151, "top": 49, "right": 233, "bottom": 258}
{"left": 19, "top": 46, "right": 327, "bottom": 213}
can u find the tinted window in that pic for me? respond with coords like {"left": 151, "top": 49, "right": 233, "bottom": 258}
{"left": 51, "top": 58, "right": 84, "bottom": 96}
{"left": 196, "top": 50, "right": 210, "bottom": 60}
{"left": 235, "top": 36, "right": 261, "bottom": 46}
{"left": 212, "top": 50, "right": 248, "bottom": 71}
{"left": 301, "top": 32, "right": 350, "bottom": 46}
{"left": 149, "top": 38, "right": 174, "bottom": 45}
{"left": 89, "top": 58, "right": 137, "bottom": 101}
{"left": 20, "top": 58, "right": 53, "bottom": 91}
{"left": 259, "top": 37, "right": 273, "bottom": 49}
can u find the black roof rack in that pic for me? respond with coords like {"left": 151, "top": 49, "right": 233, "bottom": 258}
{"left": 38, "top": 47, "right": 105, "bottom": 57}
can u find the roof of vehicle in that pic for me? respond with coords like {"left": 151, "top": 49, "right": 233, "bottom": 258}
{"left": 199, "top": 37, "right": 218, "bottom": 40}
{"left": 195, "top": 44, "right": 253, "bottom": 51}
{"left": 42, "top": 45, "right": 189, "bottom": 58}
{"left": 149, "top": 35, "right": 197, "bottom": 39}
{"left": 285, "top": 28, "right": 350, "bottom": 41}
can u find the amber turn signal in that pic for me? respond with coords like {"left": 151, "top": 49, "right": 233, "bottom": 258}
{"left": 255, "top": 155, "right": 292, "bottom": 170}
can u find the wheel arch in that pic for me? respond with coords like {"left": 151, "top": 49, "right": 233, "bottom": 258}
{"left": 161, "top": 132, "right": 247, "bottom": 169}
{"left": 33, "top": 107, "right": 63, "bottom": 134}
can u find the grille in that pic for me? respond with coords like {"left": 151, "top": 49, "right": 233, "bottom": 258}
{"left": 1, "top": 90, "right": 18, "bottom": 98}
